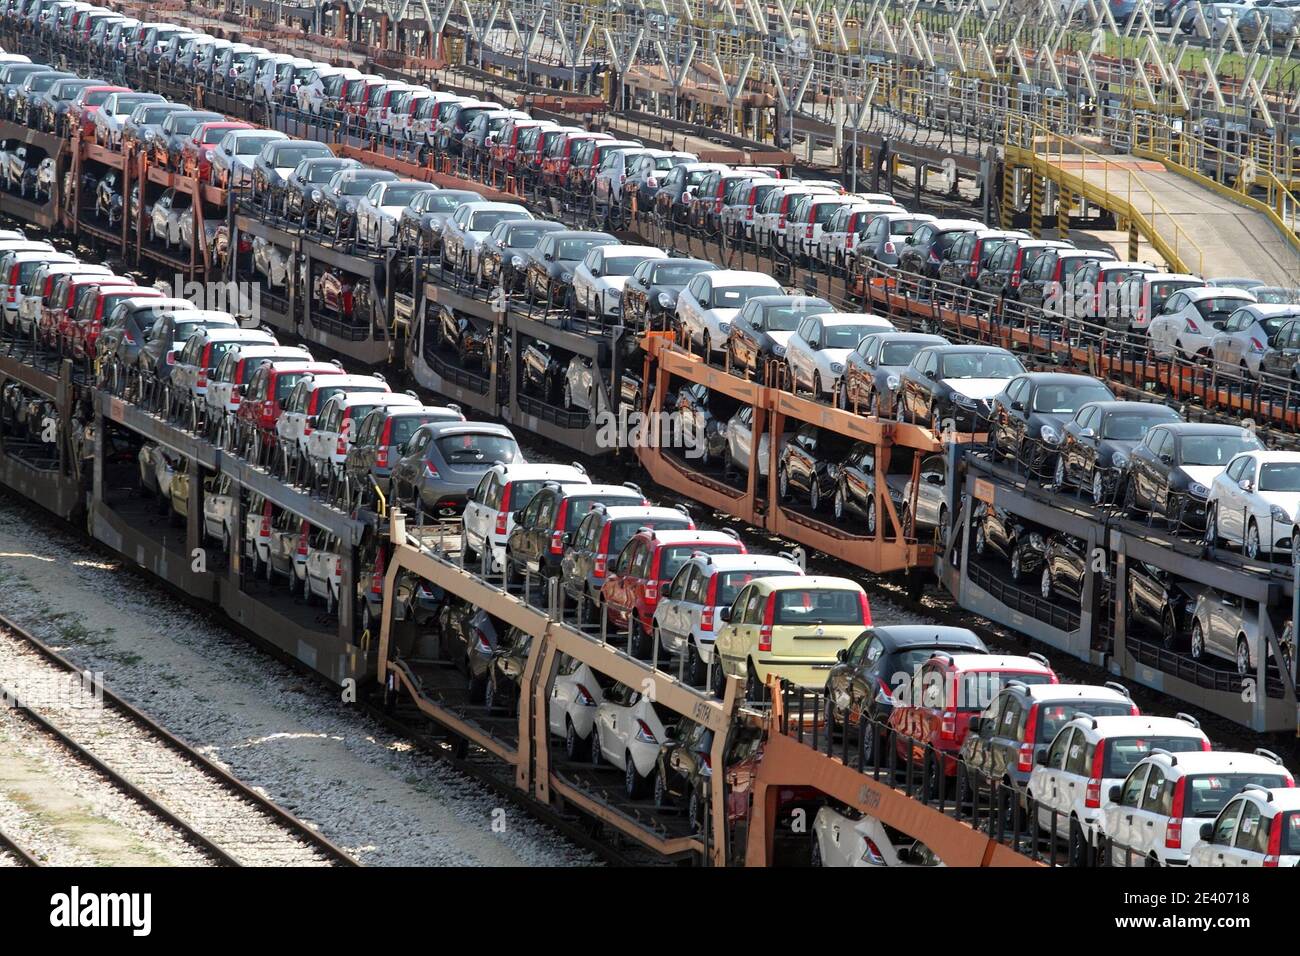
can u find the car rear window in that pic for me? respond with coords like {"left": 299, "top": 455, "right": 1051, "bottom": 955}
{"left": 715, "top": 568, "right": 800, "bottom": 605}
{"left": 274, "top": 370, "right": 310, "bottom": 402}
{"left": 1103, "top": 735, "right": 1206, "bottom": 778}
{"left": 607, "top": 517, "right": 690, "bottom": 553}
{"left": 955, "top": 670, "right": 1053, "bottom": 712}
{"left": 658, "top": 543, "right": 743, "bottom": 581}
{"left": 564, "top": 493, "right": 642, "bottom": 530}
{"left": 773, "top": 588, "right": 864, "bottom": 626}
{"left": 433, "top": 433, "right": 518, "bottom": 466}
{"left": 1033, "top": 701, "right": 1134, "bottom": 742}
{"left": 1185, "top": 773, "right": 1291, "bottom": 818}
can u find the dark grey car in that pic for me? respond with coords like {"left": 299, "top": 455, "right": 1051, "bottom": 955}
{"left": 121, "top": 101, "right": 190, "bottom": 153}
{"left": 521, "top": 230, "right": 617, "bottom": 306}
{"left": 316, "top": 167, "right": 398, "bottom": 238}
{"left": 344, "top": 404, "right": 466, "bottom": 492}
{"left": 155, "top": 109, "right": 223, "bottom": 170}
{"left": 395, "top": 187, "right": 483, "bottom": 255}
{"left": 476, "top": 219, "right": 566, "bottom": 291}
{"left": 389, "top": 421, "right": 522, "bottom": 520}
{"left": 839, "top": 331, "right": 950, "bottom": 414}
{"left": 251, "top": 139, "right": 335, "bottom": 211}
{"left": 14, "top": 70, "right": 74, "bottom": 126}
{"left": 282, "top": 156, "right": 361, "bottom": 223}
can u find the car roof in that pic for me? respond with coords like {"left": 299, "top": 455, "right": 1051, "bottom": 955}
{"left": 599, "top": 505, "right": 689, "bottom": 522}
{"left": 636, "top": 530, "right": 741, "bottom": 548}
{"left": 938, "top": 653, "right": 1051, "bottom": 672}
{"left": 761, "top": 575, "right": 861, "bottom": 591}
{"left": 495, "top": 463, "right": 588, "bottom": 482}
{"left": 1159, "top": 422, "right": 1251, "bottom": 435}
{"left": 1141, "top": 749, "right": 1285, "bottom": 778}
{"left": 1019, "top": 371, "right": 1105, "bottom": 384}
{"left": 232, "top": 345, "right": 309, "bottom": 359}
{"left": 1185, "top": 285, "right": 1255, "bottom": 300}
{"left": 1081, "top": 400, "right": 1176, "bottom": 414}
{"left": 600, "top": 245, "right": 665, "bottom": 258}
{"left": 424, "top": 421, "right": 515, "bottom": 438}
{"left": 873, "top": 624, "right": 985, "bottom": 650}
{"left": 571, "top": 483, "right": 644, "bottom": 497}
{"left": 1015, "top": 682, "right": 1131, "bottom": 703}
{"left": 690, "top": 553, "right": 798, "bottom": 572}
{"left": 816, "top": 313, "right": 889, "bottom": 326}
{"left": 337, "top": 392, "right": 420, "bottom": 410}
{"left": 707, "top": 270, "right": 782, "bottom": 287}
{"left": 1076, "top": 714, "right": 1206, "bottom": 739}
{"left": 1240, "top": 449, "right": 1300, "bottom": 463}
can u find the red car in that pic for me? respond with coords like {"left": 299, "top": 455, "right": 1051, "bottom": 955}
{"left": 68, "top": 84, "right": 130, "bottom": 136}
{"left": 44, "top": 275, "right": 133, "bottom": 351}
{"left": 71, "top": 286, "right": 163, "bottom": 359}
{"left": 543, "top": 132, "right": 610, "bottom": 189}
{"left": 889, "top": 652, "right": 1058, "bottom": 790}
{"left": 600, "top": 528, "right": 746, "bottom": 657}
{"left": 181, "top": 121, "right": 252, "bottom": 180}
{"left": 236, "top": 361, "right": 344, "bottom": 452}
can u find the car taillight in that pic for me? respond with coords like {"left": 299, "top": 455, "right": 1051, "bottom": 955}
{"left": 263, "top": 399, "right": 274, "bottom": 418}
{"left": 778, "top": 215, "right": 786, "bottom": 229}
{"left": 700, "top": 574, "right": 719, "bottom": 632}
{"left": 473, "top": 628, "right": 491, "bottom": 653}
{"left": 1186, "top": 318, "right": 1200, "bottom": 333}
{"left": 124, "top": 331, "right": 135, "bottom": 345}
{"left": 1017, "top": 704, "right": 1039, "bottom": 772}
{"left": 575, "top": 683, "right": 597, "bottom": 706}
{"left": 197, "top": 370, "right": 207, "bottom": 388}
{"left": 593, "top": 524, "right": 612, "bottom": 578}
{"left": 424, "top": 460, "right": 440, "bottom": 478}
{"left": 549, "top": 499, "right": 570, "bottom": 555}
{"left": 644, "top": 581, "right": 658, "bottom": 602}
{"left": 884, "top": 240, "right": 896, "bottom": 255}
{"left": 259, "top": 502, "right": 271, "bottom": 537}
{"left": 633, "top": 720, "right": 658, "bottom": 744}
{"left": 806, "top": 223, "right": 814, "bottom": 239}
{"left": 758, "top": 592, "right": 776, "bottom": 652}
{"left": 166, "top": 352, "right": 176, "bottom": 365}
{"left": 336, "top": 433, "right": 348, "bottom": 456}
{"left": 1165, "top": 778, "right": 1186, "bottom": 849}
{"left": 860, "top": 837, "right": 886, "bottom": 865}
{"left": 1264, "top": 813, "right": 1283, "bottom": 867}
{"left": 296, "top": 523, "right": 308, "bottom": 556}
{"left": 495, "top": 482, "right": 513, "bottom": 536}
{"left": 1084, "top": 741, "right": 1106, "bottom": 809}
{"left": 375, "top": 447, "right": 388, "bottom": 469}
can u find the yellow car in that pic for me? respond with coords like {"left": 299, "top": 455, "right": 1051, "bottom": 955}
{"left": 712, "top": 575, "right": 871, "bottom": 698}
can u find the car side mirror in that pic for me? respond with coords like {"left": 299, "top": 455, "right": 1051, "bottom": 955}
{"left": 543, "top": 252, "right": 553, "bottom": 262}
{"left": 1035, "top": 750, "right": 1048, "bottom": 766}
{"left": 1239, "top": 478, "right": 1254, "bottom": 492}
{"left": 1159, "top": 453, "right": 1172, "bottom": 465}
{"left": 719, "top": 607, "right": 732, "bottom": 623}
{"left": 1079, "top": 427, "right": 1095, "bottom": 439}
{"left": 512, "top": 509, "right": 525, "bottom": 523}
{"left": 967, "top": 716, "right": 982, "bottom": 734}
{"left": 1109, "top": 785, "right": 1122, "bottom": 802}
{"left": 1200, "top": 823, "right": 1214, "bottom": 840}
{"left": 465, "top": 487, "right": 475, "bottom": 497}
{"left": 835, "top": 647, "right": 848, "bottom": 662}
{"left": 923, "top": 368, "right": 935, "bottom": 380}
{"left": 1011, "top": 400, "right": 1024, "bottom": 412}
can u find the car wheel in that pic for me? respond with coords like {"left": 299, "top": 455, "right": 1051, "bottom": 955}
{"left": 745, "top": 660, "right": 763, "bottom": 702}
{"left": 777, "top": 464, "right": 790, "bottom": 502}
{"left": 833, "top": 486, "right": 845, "bottom": 521}
{"left": 1236, "top": 636, "right": 1252, "bottom": 676}
{"left": 1245, "top": 520, "right": 1261, "bottom": 560}
{"left": 809, "top": 480, "right": 820, "bottom": 512}
{"left": 1205, "top": 506, "right": 1219, "bottom": 547}
{"left": 685, "top": 642, "right": 705, "bottom": 686}
{"left": 1040, "top": 567, "right": 1053, "bottom": 601}
{"left": 624, "top": 753, "right": 646, "bottom": 799}
{"left": 865, "top": 497, "right": 877, "bottom": 536}
{"left": 1091, "top": 470, "right": 1106, "bottom": 506}
{"left": 629, "top": 617, "right": 650, "bottom": 659}
{"left": 923, "top": 750, "right": 942, "bottom": 800}
{"left": 702, "top": 332, "right": 712, "bottom": 363}
{"left": 653, "top": 769, "right": 673, "bottom": 810}
{"left": 564, "top": 717, "right": 589, "bottom": 760}
{"left": 1191, "top": 620, "right": 1205, "bottom": 661}
{"left": 687, "top": 788, "right": 702, "bottom": 833}
{"left": 562, "top": 381, "right": 572, "bottom": 410}
{"left": 836, "top": 383, "right": 848, "bottom": 410}
{"left": 1161, "top": 609, "right": 1179, "bottom": 650}
{"left": 710, "top": 655, "right": 727, "bottom": 697}
{"left": 589, "top": 725, "right": 604, "bottom": 767}
{"left": 1067, "top": 819, "right": 1089, "bottom": 867}
{"left": 1122, "top": 478, "right": 1139, "bottom": 516}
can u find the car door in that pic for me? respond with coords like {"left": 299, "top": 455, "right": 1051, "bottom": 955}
{"left": 1130, "top": 763, "right": 1171, "bottom": 859}
{"left": 1196, "top": 798, "right": 1247, "bottom": 867}
{"left": 826, "top": 630, "right": 871, "bottom": 717}
{"left": 988, "top": 694, "right": 1025, "bottom": 782}
{"left": 1033, "top": 727, "right": 1075, "bottom": 833}
{"left": 390, "top": 427, "right": 430, "bottom": 501}
{"left": 716, "top": 584, "right": 757, "bottom": 674}
{"left": 1217, "top": 455, "right": 1252, "bottom": 542}
{"left": 463, "top": 470, "right": 496, "bottom": 551}
{"left": 1229, "top": 799, "right": 1269, "bottom": 866}
{"left": 656, "top": 563, "right": 693, "bottom": 641}
{"left": 961, "top": 695, "right": 1004, "bottom": 780}
{"left": 1108, "top": 764, "right": 1151, "bottom": 860}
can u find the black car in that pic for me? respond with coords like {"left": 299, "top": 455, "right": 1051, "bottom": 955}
{"left": 829, "top": 441, "right": 885, "bottom": 533}
{"left": 654, "top": 719, "right": 714, "bottom": 825}
{"left": 896, "top": 219, "right": 983, "bottom": 278}
{"left": 776, "top": 423, "right": 856, "bottom": 512}
{"left": 1039, "top": 534, "right": 1090, "bottom": 605}
{"left": 477, "top": 219, "right": 565, "bottom": 292}
{"left": 484, "top": 625, "right": 535, "bottom": 715}
{"left": 522, "top": 230, "right": 617, "bottom": 307}
{"left": 620, "top": 257, "right": 715, "bottom": 332}
{"left": 438, "top": 599, "right": 505, "bottom": 701}
{"left": 972, "top": 502, "right": 1046, "bottom": 583}
{"left": 344, "top": 404, "right": 465, "bottom": 493}
{"left": 96, "top": 299, "right": 189, "bottom": 386}
{"left": 520, "top": 340, "right": 565, "bottom": 403}
{"left": 396, "top": 188, "right": 483, "bottom": 256}
{"left": 1127, "top": 560, "right": 1201, "bottom": 649}
{"left": 136, "top": 310, "right": 238, "bottom": 396}
{"left": 1122, "top": 422, "right": 1265, "bottom": 527}
{"left": 670, "top": 382, "right": 728, "bottom": 466}
{"left": 725, "top": 294, "right": 832, "bottom": 381}
{"left": 280, "top": 156, "right": 360, "bottom": 223}
{"left": 1056, "top": 400, "right": 1183, "bottom": 504}
{"left": 505, "top": 481, "right": 646, "bottom": 583}
{"left": 936, "top": 229, "right": 1026, "bottom": 288}
{"left": 154, "top": 109, "right": 223, "bottom": 170}
{"left": 823, "top": 625, "right": 987, "bottom": 759}
{"left": 975, "top": 237, "right": 1073, "bottom": 299}
{"left": 896, "top": 344, "right": 1025, "bottom": 432}
{"left": 14, "top": 71, "right": 74, "bottom": 127}
{"left": 839, "top": 331, "right": 948, "bottom": 415}
{"left": 988, "top": 372, "right": 1115, "bottom": 473}
{"left": 315, "top": 167, "right": 398, "bottom": 238}
{"left": 432, "top": 306, "right": 494, "bottom": 372}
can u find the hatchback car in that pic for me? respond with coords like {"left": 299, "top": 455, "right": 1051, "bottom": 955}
{"left": 462, "top": 462, "right": 590, "bottom": 572}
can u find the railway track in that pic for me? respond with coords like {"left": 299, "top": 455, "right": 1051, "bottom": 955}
{"left": 0, "top": 827, "right": 41, "bottom": 867}
{"left": 0, "top": 614, "right": 360, "bottom": 867}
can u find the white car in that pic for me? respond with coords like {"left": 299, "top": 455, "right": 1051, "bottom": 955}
{"left": 653, "top": 551, "right": 803, "bottom": 682}
{"left": 439, "top": 201, "right": 533, "bottom": 276}
{"left": 1028, "top": 713, "right": 1210, "bottom": 862}
{"left": 547, "top": 653, "right": 610, "bottom": 759}
{"left": 1148, "top": 286, "right": 1257, "bottom": 360}
{"left": 902, "top": 453, "right": 950, "bottom": 545}
{"left": 92, "top": 91, "right": 165, "bottom": 148}
{"left": 296, "top": 65, "right": 360, "bottom": 114}
{"left": 723, "top": 405, "right": 789, "bottom": 479}
{"left": 570, "top": 244, "right": 667, "bottom": 321}
{"left": 149, "top": 186, "right": 191, "bottom": 247}
{"left": 590, "top": 680, "right": 672, "bottom": 798}
{"left": 201, "top": 472, "right": 236, "bottom": 546}
{"left": 304, "top": 528, "right": 343, "bottom": 614}
{"left": 562, "top": 354, "right": 602, "bottom": 412}
{"left": 1209, "top": 303, "right": 1300, "bottom": 376}
{"left": 274, "top": 370, "right": 378, "bottom": 465}
{"left": 719, "top": 174, "right": 777, "bottom": 235}
{"left": 354, "top": 179, "right": 437, "bottom": 248}
{"left": 1, "top": 251, "right": 73, "bottom": 326}
{"left": 306, "top": 392, "right": 423, "bottom": 482}
{"left": 208, "top": 128, "right": 286, "bottom": 188}
{"left": 812, "top": 805, "right": 943, "bottom": 867}
{"left": 171, "top": 327, "right": 277, "bottom": 410}
{"left": 675, "top": 269, "right": 783, "bottom": 359}
{"left": 752, "top": 183, "right": 837, "bottom": 248}
{"left": 819, "top": 202, "right": 905, "bottom": 267}
{"left": 1206, "top": 449, "right": 1300, "bottom": 559}
{"left": 462, "top": 462, "right": 590, "bottom": 571}
{"left": 785, "top": 312, "right": 895, "bottom": 398}
{"left": 1101, "top": 748, "right": 1291, "bottom": 866}
{"left": 1187, "top": 782, "right": 1300, "bottom": 866}
{"left": 204, "top": 344, "right": 312, "bottom": 443}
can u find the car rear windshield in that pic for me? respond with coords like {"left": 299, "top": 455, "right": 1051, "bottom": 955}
{"left": 1104, "top": 736, "right": 1206, "bottom": 778}
{"left": 1195, "top": 297, "right": 1248, "bottom": 322}
{"left": 715, "top": 568, "right": 800, "bottom": 605}
{"left": 563, "top": 493, "right": 642, "bottom": 530}
{"left": 709, "top": 286, "right": 774, "bottom": 309}
{"left": 773, "top": 588, "right": 864, "bottom": 626}
{"left": 605, "top": 517, "right": 689, "bottom": 553}
{"left": 307, "top": 163, "right": 343, "bottom": 183}
{"left": 658, "top": 544, "right": 743, "bottom": 581}
{"left": 341, "top": 177, "right": 382, "bottom": 196}
{"left": 434, "top": 433, "right": 518, "bottom": 466}
{"left": 388, "top": 414, "right": 441, "bottom": 446}
{"left": 1259, "top": 462, "right": 1300, "bottom": 492}
{"left": 823, "top": 324, "right": 878, "bottom": 349}
{"left": 651, "top": 262, "right": 710, "bottom": 285}
{"left": 1185, "top": 773, "right": 1292, "bottom": 818}
{"left": 812, "top": 202, "right": 845, "bottom": 224}
{"left": 881, "top": 342, "right": 926, "bottom": 366}
{"left": 274, "top": 371, "right": 310, "bottom": 402}
{"left": 1033, "top": 701, "right": 1134, "bottom": 743}
{"left": 275, "top": 145, "right": 329, "bottom": 168}
{"left": 201, "top": 125, "right": 231, "bottom": 143}
{"left": 236, "top": 136, "right": 276, "bottom": 156}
